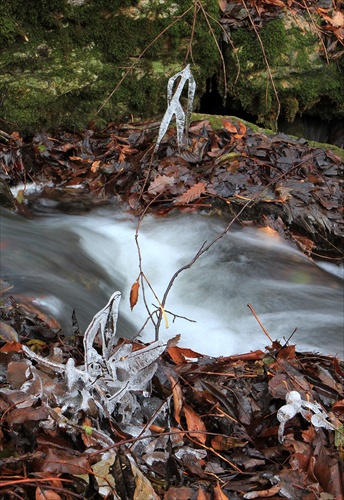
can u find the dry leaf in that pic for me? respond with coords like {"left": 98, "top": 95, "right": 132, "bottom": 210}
{"left": 36, "top": 487, "right": 62, "bottom": 500}
{"left": 148, "top": 175, "right": 175, "bottom": 195}
{"left": 0, "top": 341, "right": 22, "bottom": 353}
{"left": 168, "top": 374, "right": 183, "bottom": 425}
{"left": 332, "top": 11, "right": 344, "bottom": 28}
{"left": 174, "top": 182, "right": 206, "bottom": 205}
{"left": 0, "top": 320, "right": 19, "bottom": 343}
{"left": 214, "top": 482, "right": 230, "bottom": 500}
{"left": 130, "top": 281, "right": 140, "bottom": 310}
{"left": 222, "top": 119, "right": 238, "bottom": 133}
{"left": 183, "top": 404, "right": 207, "bottom": 444}
{"left": 197, "top": 485, "right": 210, "bottom": 499}
{"left": 91, "top": 160, "right": 101, "bottom": 172}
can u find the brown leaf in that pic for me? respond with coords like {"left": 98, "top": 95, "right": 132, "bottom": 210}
{"left": 183, "top": 403, "right": 207, "bottom": 444}
{"left": 148, "top": 175, "right": 175, "bottom": 196}
{"left": 38, "top": 446, "right": 90, "bottom": 475}
{"left": 0, "top": 320, "right": 19, "bottom": 343}
{"left": 164, "top": 487, "right": 194, "bottom": 499}
{"left": 6, "top": 406, "right": 50, "bottom": 425}
{"left": 174, "top": 182, "right": 206, "bottom": 205}
{"left": 130, "top": 281, "right": 140, "bottom": 310}
{"left": 168, "top": 374, "right": 183, "bottom": 425}
{"left": 211, "top": 435, "right": 247, "bottom": 451}
{"left": 35, "top": 487, "right": 62, "bottom": 500}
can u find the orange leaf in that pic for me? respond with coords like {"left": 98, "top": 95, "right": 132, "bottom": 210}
{"left": 222, "top": 119, "right": 237, "bottom": 133}
{"left": 183, "top": 404, "right": 207, "bottom": 444}
{"left": 91, "top": 160, "right": 101, "bottom": 172}
{"left": 174, "top": 182, "right": 206, "bottom": 206}
{"left": 36, "top": 487, "right": 62, "bottom": 500}
{"left": 214, "top": 482, "right": 230, "bottom": 500}
{"left": 197, "top": 486, "right": 210, "bottom": 499}
{"left": 130, "top": 281, "right": 140, "bottom": 310}
{"left": 168, "top": 346, "right": 202, "bottom": 363}
{"left": 0, "top": 341, "right": 22, "bottom": 353}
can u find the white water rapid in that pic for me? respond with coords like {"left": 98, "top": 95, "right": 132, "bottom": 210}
{"left": 1, "top": 207, "right": 343, "bottom": 357}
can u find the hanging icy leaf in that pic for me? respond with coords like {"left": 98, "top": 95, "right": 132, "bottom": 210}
{"left": 154, "top": 64, "right": 196, "bottom": 153}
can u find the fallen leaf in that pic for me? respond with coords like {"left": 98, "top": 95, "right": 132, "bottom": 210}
{"left": 0, "top": 341, "right": 22, "bottom": 353}
{"left": 0, "top": 320, "right": 19, "bottom": 343}
{"left": 222, "top": 119, "right": 238, "bottom": 133}
{"left": 35, "top": 487, "right": 62, "bottom": 500}
{"left": 6, "top": 406, "right": 50, "bottom": 425}
{"left": 174, "top": 182, "right": 206, "bottom": 205}
{"left": 183, "top": 403, "right": 207, "bottom": 445}
{"left": 148, "top": 175, "right": 175, "bottom": 195}
{"left": 168, "top": 374, "right": 183, "bottom": 425}
{"left": 91, "top": 160, "right": 101, "bottom": 172}
{"left": 214, "top": 482, "right": 230, "bottom": 499}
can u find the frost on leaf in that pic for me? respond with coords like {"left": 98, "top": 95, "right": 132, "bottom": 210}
{"left": 17, "top": 291, "right": 167, "bottom": 420}
{"left": 154, "top": 64, "right": 196, "bottom": 153}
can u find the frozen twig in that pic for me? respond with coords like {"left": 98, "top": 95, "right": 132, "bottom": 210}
{"left": 154, "top": 64, "right": 196, "bottom": 153}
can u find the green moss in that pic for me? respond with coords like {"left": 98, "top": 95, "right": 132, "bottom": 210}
{"left": 225, "top": 12, "right": 344, "bottom": 127}
{"left": 0, "top": 0, "right": 221, "bottom": 134}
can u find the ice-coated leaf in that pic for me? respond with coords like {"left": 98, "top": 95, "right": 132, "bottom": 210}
{"left": 154, "top": 64, "right": 196, "bottom": 153}
{"left": 83, "top": 291, "right": 121, "bottom": 375}
{"left": 19, "top": 291, "right": 167, "bottom": 420}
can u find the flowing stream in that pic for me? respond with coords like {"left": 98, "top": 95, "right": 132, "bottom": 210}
{"left": 1, "top": 205, "right": 343, "bottom": 357}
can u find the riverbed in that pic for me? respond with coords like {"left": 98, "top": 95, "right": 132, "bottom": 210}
{"left": 1, "top": 203, "right": 343, "bottom": 358}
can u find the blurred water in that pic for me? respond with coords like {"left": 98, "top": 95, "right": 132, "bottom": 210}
{"left": 1, "top": 207, "right": 343, "bottom": 357}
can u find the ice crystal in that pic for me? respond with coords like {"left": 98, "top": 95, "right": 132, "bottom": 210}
{"left": 154, "top": 64, "right": 196, "bottom": 153}
{"left": 20, "top": 291, "right": 166, "bottom": 419}
{"left": 277, "top": 390, "right": 335, "bottom": 442}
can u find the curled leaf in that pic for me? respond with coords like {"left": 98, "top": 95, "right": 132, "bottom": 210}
{"left": 130, "top": 281, "right": 140, "bottom": 310}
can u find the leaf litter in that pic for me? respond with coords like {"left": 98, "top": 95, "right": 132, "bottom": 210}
{"left": 0, "top": 113, "right": 343, "bottom": 498}
{"left": 0, "top": 280, "right": 343, "bottom": 498}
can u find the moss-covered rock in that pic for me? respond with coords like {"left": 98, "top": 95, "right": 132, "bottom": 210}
{"left": 0, "top": 0, "right": 221, "bottom": 135}
{"left": 223, "top": 12, "right": 344, "bottom": 129}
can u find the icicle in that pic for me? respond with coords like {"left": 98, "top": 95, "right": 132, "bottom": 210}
{"left": 154, "top": 64, "right": 196, "bottom": 153}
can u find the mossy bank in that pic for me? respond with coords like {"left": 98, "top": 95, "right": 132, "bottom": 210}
{"left": 0, "top": 0, "right": 220, "bottom": 135}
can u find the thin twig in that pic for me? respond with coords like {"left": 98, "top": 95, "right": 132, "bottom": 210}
{"left": 247, "top": 303, "right": 274, "bottom": 343}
